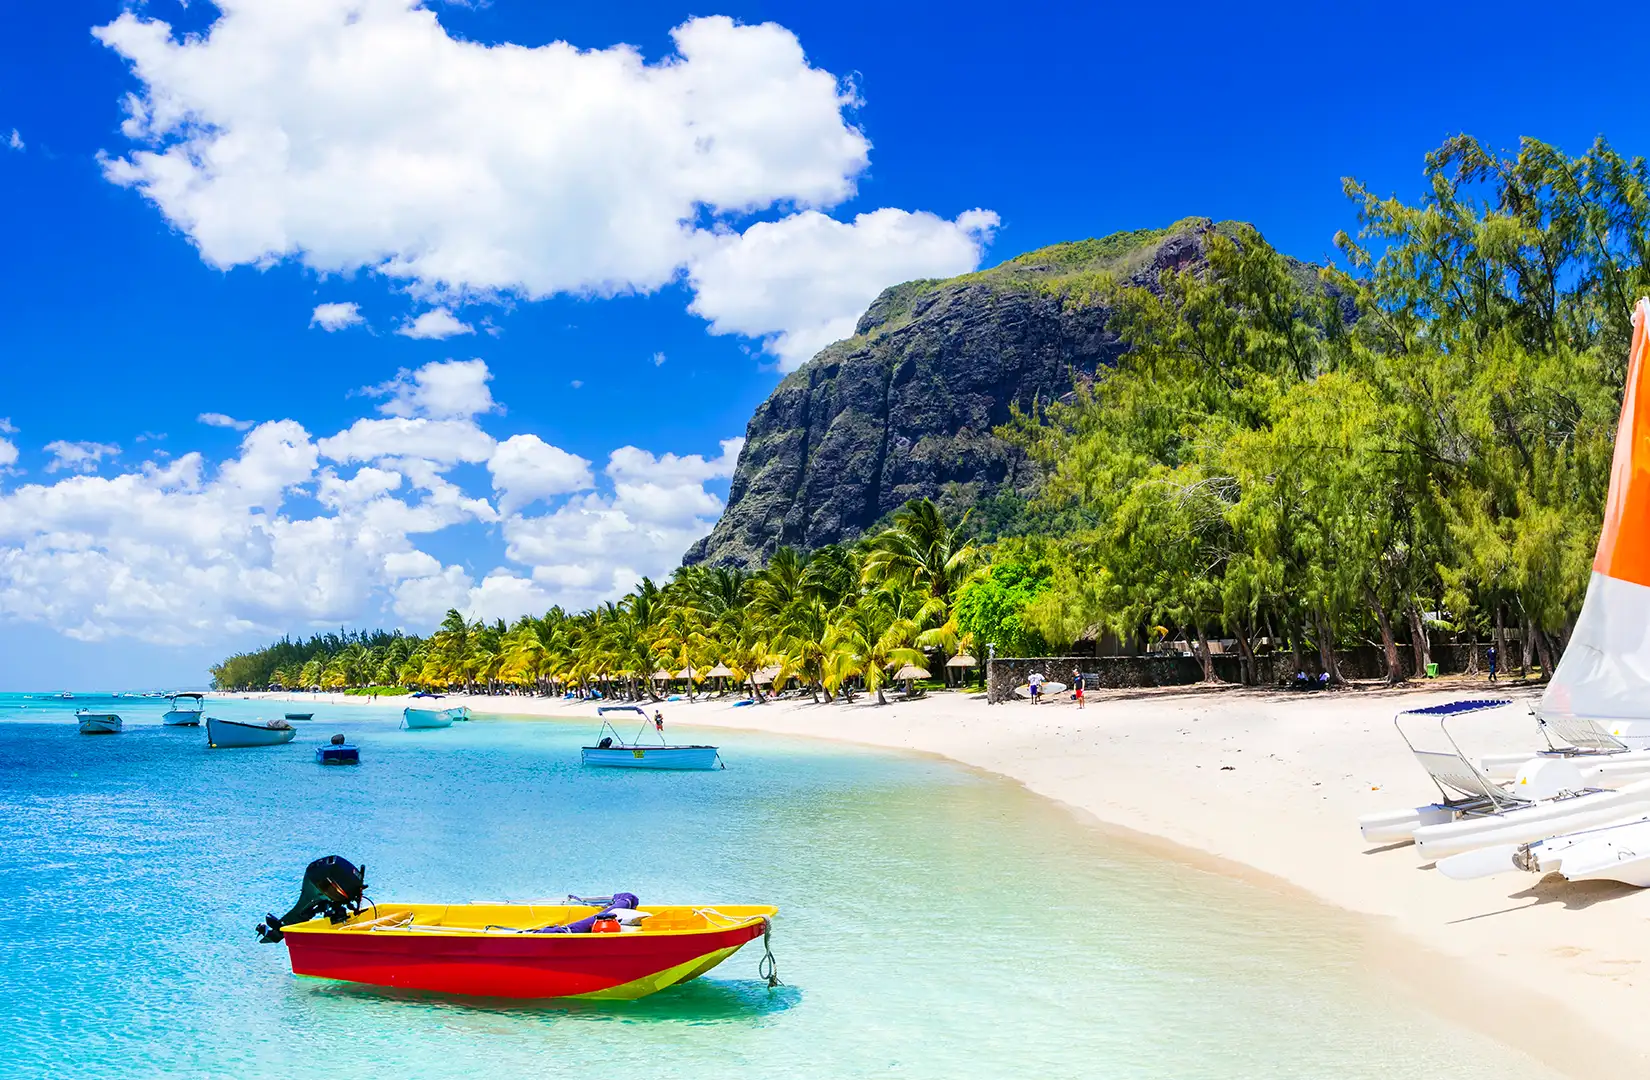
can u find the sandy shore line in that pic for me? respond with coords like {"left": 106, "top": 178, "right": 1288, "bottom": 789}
{"left": 243, "top": 683, "right": 1649, "bottom": 1077}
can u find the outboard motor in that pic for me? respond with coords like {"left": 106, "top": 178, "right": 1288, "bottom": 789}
{"left": 255, "top": 855, "right": 366, "bottom": 943}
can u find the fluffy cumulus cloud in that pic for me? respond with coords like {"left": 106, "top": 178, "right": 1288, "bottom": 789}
{"left": 94, "top": 1, "right": 996, "bottom": 369}
{"left": 0, "top": 359, "right": 740, "bottom": 645}
{"left": 487, "top": 434, "right": 594, "bottom": 514}
{"left": 44, "top": 441, "right": 120, "bottom": 474}
{"left": 397, "top": 308, "right": 473, "bottom": 340}
{"left": 311, "top": 301, "right": 364, "bottom": 331}
{"left": 689, "top": 208, "right": 999, "bottom": 369}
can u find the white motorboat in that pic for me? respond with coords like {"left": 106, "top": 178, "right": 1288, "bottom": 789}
{"left": 581, "top": 706, "right": 722, "bottom": 770}
{"left": 77, "top": 711, "right": 122, "bottom": 735}
{"left": 206, "top": 716, "right": 297, "bottom": 749}
{"left": 1357, "top": 699, "right": 1650, "bottom": 853}
{"left": 403, "top": 706, "right": 466, "bottom": 730}
{"left": 162, "top": 692, "right": 206, "bottom": 726}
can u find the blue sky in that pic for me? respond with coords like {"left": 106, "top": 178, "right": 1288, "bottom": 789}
{"left": 1, "top": 0, "right": 1646, "bottom": 689}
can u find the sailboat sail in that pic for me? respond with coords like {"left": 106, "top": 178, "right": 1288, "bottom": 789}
{"left": 1543, "top": 298, "right": 1650, "bottom": 726}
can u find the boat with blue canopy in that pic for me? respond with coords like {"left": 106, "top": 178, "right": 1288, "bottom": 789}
{"left": 162, "top": 692, "right": 205, "bottom": 726}
{"left": 582, "top": 706, "right": 722, "bottom": 770}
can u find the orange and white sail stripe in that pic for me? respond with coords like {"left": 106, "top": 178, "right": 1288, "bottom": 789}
{"left": 1544, "top": 298, "right": 1650, "bottom": 727}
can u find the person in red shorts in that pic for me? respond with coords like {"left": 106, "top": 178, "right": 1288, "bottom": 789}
{"left": 1071, "top": 668, "right": 1085, "bottom": 708}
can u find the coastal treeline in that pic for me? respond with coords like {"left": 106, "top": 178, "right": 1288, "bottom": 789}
{"left": 213, "top": 135, "right": 1644, "bottom": 692}
{"left": 211, "top": 499, "right": 990, "bottom": 702}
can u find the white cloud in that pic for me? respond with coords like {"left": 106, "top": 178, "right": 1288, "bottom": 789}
{"left": 198, "top": 412, "right": 255, "bottom": 431}
{"left": 488, "top": 434, "right": 594, "bottom": 514}
{"left": 7, "top": 129, "right": 21, "bottom": 152}
{"left": 311, "top": 301, "right": 365, "bottom": 331}
{"left": 0, "top": 439, "right": 15, "bottom": 470}
{"left": 688, "top": 208, "right": 999, "bottom": 369}
{"left": 44, "top": 441, "right": 120, "bottom": 474}
{"left": 93, "top": 4, "right": 996, "bottom": 365}
{"left": 570, "top": 380, "right": 583, "bottom": 390}
{"left": 397, "top": 308, "right": 474, "bottom": 340}
{"left": 368, "top": 357, "right": 496, "bottom": 419}
{"left": 0, "top": 357, "right": 738, "bottom": 645}
{"left": 317, "top": 417, "right": 495, "bottom": 467}
{"left": 652, "top": 351, "right": 666, "bottom": 366}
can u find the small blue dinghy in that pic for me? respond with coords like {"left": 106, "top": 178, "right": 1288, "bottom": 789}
{"left": 316, "top": 734, "right": 360, "bottom": 765}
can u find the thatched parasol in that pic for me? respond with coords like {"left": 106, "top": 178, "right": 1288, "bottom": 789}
{"left": 674, "top": 667, "right": 695, "bottom": 679}
{"left": 650, "top": 668, "right": 671, "bottom": 680}
{"left": 706, "top": 663, "right": 734, "bottom": 678}
{"left": 893, "top": 664, "right": 931, "bottom": 681}
{"left": 945, "top": 654, "right": 978, "bottom": 668}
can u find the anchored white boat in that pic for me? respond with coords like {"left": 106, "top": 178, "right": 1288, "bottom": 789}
{"left": 77, "top": 710, "right": 122, "bottom": 735}
{"left": 403, "top": 706, "right": 467, "bottom": 730}
{"left": 162, "top": 692, "right": 206, "bottom": 726}
{"left": 582, "top": 706, "right": 722, "bottom": 770}
{"left": 206, "top": 716, "right": 297, "bottom": 749}
{"left": 1358, "top": 699, "right": 1650, "bottom": 856}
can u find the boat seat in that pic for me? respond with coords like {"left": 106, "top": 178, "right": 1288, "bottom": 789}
{"left": 1542, "top": 714, "right": 1630, "bottom": 754}
{"left": 1412, "top": 750, "right": 1529, "bottom": 808}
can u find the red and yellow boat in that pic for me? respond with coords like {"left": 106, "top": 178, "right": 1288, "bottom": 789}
{"left": 256, "top": 857, "right": 777, "bottom": 1000}
{"left": 278, "top": 902, "right": 777, "bottom": 999}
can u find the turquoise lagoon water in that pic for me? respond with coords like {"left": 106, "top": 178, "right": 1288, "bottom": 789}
{"left": 0, "top": 693, "right": 1560, "bottom": 1079}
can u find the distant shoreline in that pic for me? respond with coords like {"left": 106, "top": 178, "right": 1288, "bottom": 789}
{"left": 238, "top": 682, "right": 1646, "bottom": 1078}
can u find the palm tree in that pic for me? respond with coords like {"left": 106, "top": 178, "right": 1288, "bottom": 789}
{"left": 825, "top": 595, "right": 926, "bottom": 705}
{"left": 861, "top": 498, "right": 980, "bottom": 605}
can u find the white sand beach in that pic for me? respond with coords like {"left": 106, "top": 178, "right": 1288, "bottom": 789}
{"left": 246, "top": 681, "right": 1650, "bottom": 1078}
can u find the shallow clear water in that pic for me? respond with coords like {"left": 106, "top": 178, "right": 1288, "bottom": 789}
{"left": 0, "top": 693, "right": 1559, "bottom": 1079}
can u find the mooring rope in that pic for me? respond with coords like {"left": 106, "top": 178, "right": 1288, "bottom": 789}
{"left": 758, "top": 916, "right": 781, "bottom": 988}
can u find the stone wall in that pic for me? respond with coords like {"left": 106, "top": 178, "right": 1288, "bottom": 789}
{"left": 986, "top": 642, "right": 1506, "bottom": 703}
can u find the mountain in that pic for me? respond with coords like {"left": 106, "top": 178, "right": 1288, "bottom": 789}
{"left": 683, "top": 217, "right": 1265, "bottom": 568}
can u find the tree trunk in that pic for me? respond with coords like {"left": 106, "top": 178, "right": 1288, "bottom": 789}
{"left": 1313, "top": 607, "right": 1344, "bottom": 685}
{"left": 1533, "top": 628, "right": 1556, "bottom": 682}
{"left": 1192, "top": 622, "right": 1220, "bottom": 683}
{"left": 1520, "top": 613, "right": 1533, "bottom": 677}
{"left": 1494, "top": 604, "right": 1506, "bottom": 678}
{"left": 1407, "top": 605, "right": 1432, "bottom": 677}
{"left": 1366, "top": 588, "right": 1403, "bottom": 684}
{"left": 1289, "top": 616, "right": 1306, "bottom": 679}
{"left": 1233, "top": 622, "right": 1258, "bottom": 686}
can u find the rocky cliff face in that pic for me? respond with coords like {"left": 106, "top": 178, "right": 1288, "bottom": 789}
{"left": 682, "top": 218, "right": 1243, "bottom": 568}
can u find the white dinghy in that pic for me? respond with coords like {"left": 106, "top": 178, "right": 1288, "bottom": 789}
{"left": 77, "top": 711, "right": 122, "bottom": 735}
{"left": 206, "top": 716, "right": 297, "bottom": 749}
{"left": 581, "top": 706, "right": 722, "bottom": 770}
{"left": 403, "top": 706, "right": 467, "bottom": 730}
{"left": 1357, "top": 699, "right": 1650, "bottom": 854}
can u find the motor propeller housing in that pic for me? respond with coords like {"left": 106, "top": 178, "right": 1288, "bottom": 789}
{"left": 256, "top": 855, "right": 366, "bottom": 943}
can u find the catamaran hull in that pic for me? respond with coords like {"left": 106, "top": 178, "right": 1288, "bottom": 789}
{"left": 403, "top": 707, "right": 462, "bottom": 729}
{"left": 581, "top": 746, "right": 720, "bottom": 770}
{"left": 1413, "top": 782, "right": 1650, "bottom": 860}
{"left": 206, "top": 717, "right": 298, "bottom": 749}
{"left": 282, "top": 919, "right": 765, "bottom": 999}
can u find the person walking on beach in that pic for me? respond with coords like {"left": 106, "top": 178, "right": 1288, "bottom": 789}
{"left": 1487, "top": 644, "right": 1498, "bottom": 682}
{"left": 1028, "top": 671, "right": 1044, "bottom": 704}
{"left": 1071, "top": 668, "right": 1085, "bottom": 709}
